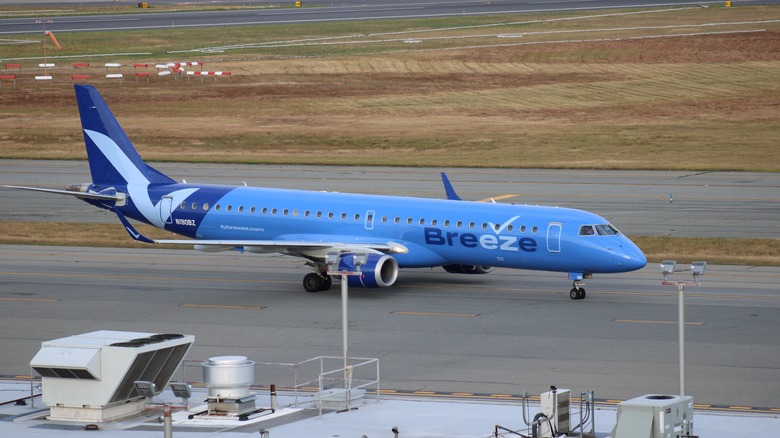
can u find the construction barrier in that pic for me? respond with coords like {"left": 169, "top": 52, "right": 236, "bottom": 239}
{"left": 0, "top": 75, "right": 17, "bottom": 88}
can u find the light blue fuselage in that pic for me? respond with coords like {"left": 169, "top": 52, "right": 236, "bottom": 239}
{"left": 118, "top": 183, "right": 646, "bottom": 274}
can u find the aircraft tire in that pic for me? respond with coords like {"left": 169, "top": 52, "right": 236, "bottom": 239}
{"left": 570, "top": 287, "right": 586, "bottom": 300}
{"left": 321, "top": 275, "right": 333, "bottom": 291}
{"left": 303, "top": 273, "right": 323, "bottom": 293}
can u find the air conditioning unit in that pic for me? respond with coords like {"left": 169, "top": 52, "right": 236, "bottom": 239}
{"left": 539, "top": 388, "right": 570, "bottom": 437}
{"left": 30, "top": 330, "right": 193, "bottom": 422}
{"left": 611, "top": 394, "right": 694, "bottom": 438}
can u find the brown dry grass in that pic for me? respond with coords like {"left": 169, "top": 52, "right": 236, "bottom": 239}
{"left": 1, "top": 6, "right": 779, "bottom": 171}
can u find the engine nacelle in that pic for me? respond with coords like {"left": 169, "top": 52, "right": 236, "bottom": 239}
{"left": 442, "top": 264, "right": 494, "bottom": 275}
{"left": 337, "top": 253, "right": 399, "bottom": 288}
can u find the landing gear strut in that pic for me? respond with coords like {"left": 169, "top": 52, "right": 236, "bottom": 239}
{"left": 569, "top": 280, "right": 586, "bottom": 300}
{"left": 303, "top": 273, "right": 332, "bottom": 293}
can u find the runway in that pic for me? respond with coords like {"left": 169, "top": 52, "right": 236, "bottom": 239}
{"left": 7, "top": 1, "right": 778, "bottom": 35}
{"left": 1, "top": 244, "right": 779, "bottom": 409}
{"left": 2, "top": 160, "right": 779, "bottom": 238}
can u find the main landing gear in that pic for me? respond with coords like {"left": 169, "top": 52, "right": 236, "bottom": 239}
{"left": 569, "top": 280, "right": 586, "bottom": 300}
{"left": 303, "top": 272, "right": 332, "bottom": 293}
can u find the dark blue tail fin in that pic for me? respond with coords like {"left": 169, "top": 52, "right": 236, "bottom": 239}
{"left": 75, "top": 84, "right": 175, "bottom": 186}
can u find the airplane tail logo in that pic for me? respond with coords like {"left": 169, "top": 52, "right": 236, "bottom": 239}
{"left": 75, "top": 84, "right": 175, "bottom": 187}
{"left": 75, "top": 85, "right": 197, "bottom": 228}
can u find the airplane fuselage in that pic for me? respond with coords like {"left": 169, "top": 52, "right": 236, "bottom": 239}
{"left": 104, "top": 182, "right": 645, "bottom": 275}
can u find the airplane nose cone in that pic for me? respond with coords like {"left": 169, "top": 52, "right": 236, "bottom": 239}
{"left": 617, "top": 238, "right": 647, "bottom": 272}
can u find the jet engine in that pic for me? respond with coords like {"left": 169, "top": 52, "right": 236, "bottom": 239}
{"left": 338, "top": 253, "right": 399, "bottom": 288}
{"left": 442, "top": 264, "right": 495, "bottom": 275}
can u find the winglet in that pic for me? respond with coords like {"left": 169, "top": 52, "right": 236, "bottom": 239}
{"left": 112, "top": 207, "right": 154, "bottom": 244}
{"left": 440, "top": 172, "right": 462, "bottom": 201}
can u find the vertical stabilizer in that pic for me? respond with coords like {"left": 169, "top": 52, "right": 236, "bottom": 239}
{"left": 75, "top": 85, "right": 175, "bottom": 186}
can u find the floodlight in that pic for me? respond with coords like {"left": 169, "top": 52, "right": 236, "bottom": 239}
{"left": 134, "top": 380, "right": 156, "bottom": 398}
{"left": 170, "top": 382, "right": 191, "bottom": 404}
{"left": 691, "top": 261, "right": 707, "bottom": 278}
{"left": 660, "top": 260, "right": 677, "bottom": 279}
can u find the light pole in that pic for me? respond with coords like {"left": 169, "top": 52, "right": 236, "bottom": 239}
{"left": 661, "top": 260, "right": 707, "bottom": 396}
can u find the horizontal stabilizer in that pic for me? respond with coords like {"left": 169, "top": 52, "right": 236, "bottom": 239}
{"left": 2, "top": 185, "right": 120, "bottom": 202}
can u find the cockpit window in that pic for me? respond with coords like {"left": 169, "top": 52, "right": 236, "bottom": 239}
{"left": 579, "top": 225, "right": 595, "bottom": 236}
{"left": 595, "top": 224, "right": 619, "bottom": 236}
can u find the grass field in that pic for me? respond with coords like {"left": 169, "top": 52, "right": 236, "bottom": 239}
{"left": 1, "top": 5, "right": 778, "bottom": 264}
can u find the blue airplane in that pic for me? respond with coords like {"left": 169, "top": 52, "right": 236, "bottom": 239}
{"left": 4, "top": 85, "right": 646, "bottom": 299}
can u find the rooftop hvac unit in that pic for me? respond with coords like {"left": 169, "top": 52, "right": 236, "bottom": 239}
{"left": 30, "top": 330, "right": 194, "bottom": 422}
{"left": 538, "top": 388, "right": 570, "bottom": 437}
{"left": 611, "top": 394, "right": 694, "bottom": 438}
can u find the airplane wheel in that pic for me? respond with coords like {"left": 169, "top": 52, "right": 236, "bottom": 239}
{"left": 579, "top": 288, "right": 586, "bottom": 299}
{"left": 321, "top": 275, "right": 333, "bottom": 291}
{"left": 570, "top": 288, "right": 579, "bottom": 300}
{"left": 303, "top": 273, "right": 323, "bottom": 293}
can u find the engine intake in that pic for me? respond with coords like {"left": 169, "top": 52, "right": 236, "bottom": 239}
{"left": 337, "top": 253, "right": 399, "bottom": 288}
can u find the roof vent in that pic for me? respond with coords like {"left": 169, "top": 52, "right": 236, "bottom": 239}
{"left": 202, "top": 356, "right": 257, "bottom": 417}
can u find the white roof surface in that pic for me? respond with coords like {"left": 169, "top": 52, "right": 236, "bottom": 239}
{"left": 1, "top": 379, "right": 779, "bottom": 438}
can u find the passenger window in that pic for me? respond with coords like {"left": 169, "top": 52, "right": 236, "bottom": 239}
{"left": 215, "top": 204, "right": 221, "bottom": 211}
{"left": 262, "top": 207, "right": 268, "bottom": 214}
{"left": 355, "top": 214, "right": 361, "bottom": 221}
{"left": 238, "top": 206, "right": 244, "bottom": 213}
{"left": 250, "top": 207, "right": 256, "bottom": 214}
{"left": 305, "top": 211, "right": 310, "bottom": 217}
{"left": 407, "top": 217, "right": 413, "bottom": 224}
{"left": 272, "top": 208, "right": 277, "bottom": 215}
{"left": 283, "top": 209, "right": 289, "bottom": 216}
{"left": 419, "top": 218, "right": 425, "bottom": 225}
{"left": 456, "top": 221, "right": 462, "bottom": 228}
{"left": 579, "top": 225, "right": 595, "bottom": 236}
{"left": 520, "top": 225, "right": 526, "bottom": 232}
{"left": 431, "top": 219, "right": 437, "bottom": 226}
{"left": 328, "top": 212, "right": 334, "bottom": 219}
{"left": 180, "top": 201, "right": 186, "bottom": 209}
{"left": 469, "top": 222, "right": 475, "bottom": 229}
{"left": 203, "top": 203, "right": 209, "bottom": 211}
{"left": 381, "top": 216, "right": 387, "bottom": 223}
{"left": 227, "top": 205, "right": 233, "bottom": 212}
{"left": 191, "top": 202, "right": 198, "bottom": 210}
{"left": 394, "top": 217, "right": 400, "bottom": 224}
{"left": 532, "top": 226, "right": 538, "bottom": 233}
{"left": 341, "top": 213, "right": 347, "bottom": 220}
{"left": 507, "top": 224, "right": 513, "bottom": 232}
{"left": 293, "top": 209, "right": 298, "bottom": 216}
{"left": 444, "top": 220, "right": 450, "bottom": 227}
{"left": 317, "top": 211, "right": 322, "bottom": 218}
{"left": 482, "top": 223, "right": 488, "bottom": 230}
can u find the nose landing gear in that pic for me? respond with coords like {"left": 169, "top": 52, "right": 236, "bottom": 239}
{"left": 569, "top": 280, "right": 586, "bottom": 300}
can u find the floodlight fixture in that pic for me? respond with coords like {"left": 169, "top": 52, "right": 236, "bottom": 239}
{"left": 691, "top": 261, "right": 707, "bottom": 279}
{"left": 170, "top": 382, "right": 192, "bottom": 404}
{"left": 134, "top": 380, "right": 156, "bottom": 399}
{"left": 660, "top": 260, "right": 677, "bottom": 280}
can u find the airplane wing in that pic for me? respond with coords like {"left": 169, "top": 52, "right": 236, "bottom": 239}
{"left": 112, "top": 207, "right": 408, "bottom": 256}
